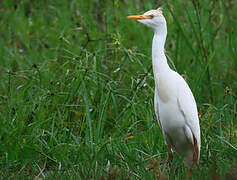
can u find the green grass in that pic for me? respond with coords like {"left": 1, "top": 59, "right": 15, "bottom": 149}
{"left": 0, "top": 0, "right": 237, "bottom": 179}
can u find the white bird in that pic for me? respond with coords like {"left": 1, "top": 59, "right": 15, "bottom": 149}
{"left": 127, "top": 8, "right": 201, "bottom": 168}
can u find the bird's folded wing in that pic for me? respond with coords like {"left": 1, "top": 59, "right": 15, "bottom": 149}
{"left": 177, "top": 78, "right": 201, "bottom": 154}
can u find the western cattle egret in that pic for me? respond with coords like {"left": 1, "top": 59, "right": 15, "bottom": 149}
{"left": 127, "top": 8, "right": 201, "bottom": 168}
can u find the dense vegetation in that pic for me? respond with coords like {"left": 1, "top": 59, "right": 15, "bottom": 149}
{"left": 0, "top": 0, "right": 236, "bottom": 179}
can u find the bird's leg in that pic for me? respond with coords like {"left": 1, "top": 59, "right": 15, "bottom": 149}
{"left": 168, "top": 144, "right": 173, "bottom": 162}
{"left": 187, "top": 136, "right": 199, "bottom": 179}
{"left": 165, "top": 144, "right": 173, "bottom": 167}
{"left": 160, "top": 144, "right": 173, "bottom": 166}
{"left": 187, "top": 163, "right": 194, "bottom": 180}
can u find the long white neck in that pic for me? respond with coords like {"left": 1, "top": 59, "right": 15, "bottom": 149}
{"left": 152, "top": 26, "right": 170, "bottom": 77}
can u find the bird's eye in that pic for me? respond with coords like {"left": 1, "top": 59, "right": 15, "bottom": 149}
{"left": 149, "top": 15, "right": 154, "bottom": 18}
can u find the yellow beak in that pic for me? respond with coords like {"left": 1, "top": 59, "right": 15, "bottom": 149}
{"left": 127, "top": 15, "right": 152, "bottom": 20}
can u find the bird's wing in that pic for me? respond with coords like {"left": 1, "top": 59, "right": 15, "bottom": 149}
{"left": 176, "top": 76, "right": 201, "bottom": 161}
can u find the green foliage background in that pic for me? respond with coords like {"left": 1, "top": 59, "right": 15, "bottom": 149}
{"left": 0, "top": 0, "right": 236, "bottom": 179}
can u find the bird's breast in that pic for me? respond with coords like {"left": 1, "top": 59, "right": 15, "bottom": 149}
{"left": 157, "top": 80, "right": 170, "bottom": 103}
{"left": 155, "top": 72, "right": 185, "bottom": 130}
{"left": 156, "top": 73, "right": 177, "bottom": 103}
{"left": 158, "top": 98, "right": 185, "bottom": 130}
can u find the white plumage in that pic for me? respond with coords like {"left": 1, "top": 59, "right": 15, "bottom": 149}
{"left": 128, "top": 8, "right": 201, "bottom": 167}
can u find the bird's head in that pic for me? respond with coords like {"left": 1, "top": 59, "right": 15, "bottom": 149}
{"left": 127, "top": 8, "right": 166, "bottom": 31}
